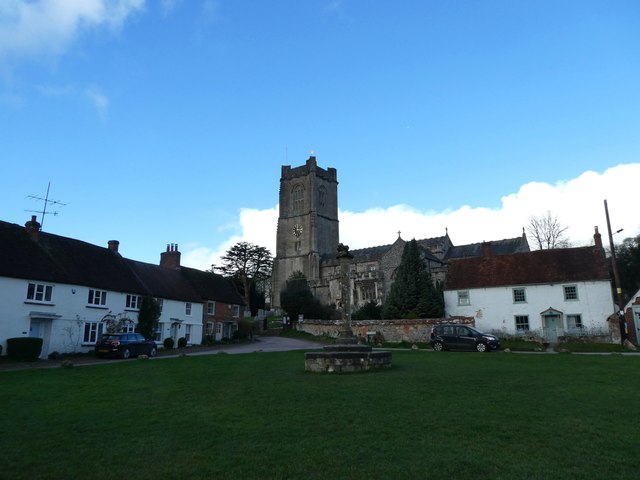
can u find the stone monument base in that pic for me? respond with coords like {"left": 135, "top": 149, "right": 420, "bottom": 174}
{"left": 304, "top": 344, "right": 392, "bottom": 373}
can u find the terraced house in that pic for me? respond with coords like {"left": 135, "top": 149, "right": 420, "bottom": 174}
{"left": 0, "top": 216, "right": 244, "bottom": 358}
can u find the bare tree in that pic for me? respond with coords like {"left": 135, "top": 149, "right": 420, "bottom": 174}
{"left": 527, "top": 211, "right": 571, "bottom": 250}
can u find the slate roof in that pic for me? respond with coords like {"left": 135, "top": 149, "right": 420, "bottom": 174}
{"left": 444, "top": 246, "right": 610, "bottom": 290}
{"left": 350, "top": 236, "right": 446, "bottom": 264}
{"left": 446, "top": 235, "right": 530, "bottom": 260}
{"left": 0, "top": 219, "right": 243, "bottom": 305}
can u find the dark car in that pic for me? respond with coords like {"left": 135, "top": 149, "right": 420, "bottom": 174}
{"left": 95, "top": 333, "right": 158, "bottom": 359}
{"left": 430, "top": 325, "right": 500, "bottom": 352}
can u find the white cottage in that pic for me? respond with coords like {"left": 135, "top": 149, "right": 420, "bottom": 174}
{"left": 0, "top": 217, "right": 244, "bottom": 358}
{"left": 444, "top": 228, "right": 616, "bottom": 342}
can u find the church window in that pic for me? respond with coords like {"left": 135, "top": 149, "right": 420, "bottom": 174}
{"left": 292, "top": 185, "right": 304, "bottom": 214}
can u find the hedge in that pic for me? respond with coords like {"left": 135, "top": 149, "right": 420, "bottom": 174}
{"left": 7, "top": 337, "right": 43, "bottom": 362}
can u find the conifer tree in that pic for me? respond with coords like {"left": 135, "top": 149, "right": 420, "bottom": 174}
{"left": 382, "top": 239, "right": 444, "bottom": 319}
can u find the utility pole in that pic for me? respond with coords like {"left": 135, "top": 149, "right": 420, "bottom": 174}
{"left": 604, "top": 199, "right": 625, "bottom": 341}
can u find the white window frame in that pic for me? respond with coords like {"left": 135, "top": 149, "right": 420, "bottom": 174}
{"left": 83, "top": 322, "right": 103, "bottom": 344}
{"left": 563, "top": 285, "right": 578, "bottom": 301}
{"left": 154, "top": 323, "right": 163, "bottom": 342}
{"left": 185, "top": 324, "right": 192, "bottom": 342}
{"left": 457, "top": 290, "right": 470, "bottom": 306}
{"left": 232, "top": 305, "right": 240, "bottom": 318}
{"left": 87, "top": 289, "right": 107, "bottom": 306}
{"left": 515, "top": 315, "right": 530, "bottom": 331}
{"left": 205, "top": 321, "right": 214, "bottom": 336}
{"left": 215, "top": 323, "right": 222, "bottom": 334}
{"left": 567, "top": 314, "right": 583, "bottom": 330}
{"left": 207, "top": 301, "right": 215, "bottom": 315}
{"left": 185, "top": 302, "right": 192, "bottom": 316}
{"left": 126, "top": 294, "right": 142, "bottom": 310}
{"left": 26, "top": 282, "right": 53, "bottom": 303}
{"left": 512, "top": 287, "right": 526, "bottom": 303}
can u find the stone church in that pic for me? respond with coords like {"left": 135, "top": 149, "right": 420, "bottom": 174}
{"left": 271, "top": 155, "right": 529, "bottom": 310}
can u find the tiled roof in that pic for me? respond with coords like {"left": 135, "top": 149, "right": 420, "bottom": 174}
{"left": 444, "top": 246, "right": 610, "bottom": 290}
{"left": 0, "top": 219, "right": 243, "bottom": 305}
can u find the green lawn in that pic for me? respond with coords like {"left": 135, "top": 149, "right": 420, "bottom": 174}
{"left": 1, "top": 351, "right": 639, "bottom": 479}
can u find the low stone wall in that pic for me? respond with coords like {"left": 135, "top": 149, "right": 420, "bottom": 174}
{"left": 297, "top": 317, "right": 474, "bottom": 344}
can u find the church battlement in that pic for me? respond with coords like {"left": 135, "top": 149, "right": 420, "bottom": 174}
{"left": 281, "top": 156, "right": 337, "bottom": 183}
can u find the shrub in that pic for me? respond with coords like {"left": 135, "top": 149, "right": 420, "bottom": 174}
{"left": 7, "top": 337, "right": 43, "bottom": 362}
{"left": 163, "top": 337, "right": 174, "bottom": 349}
{"left": 177, "top": 337, "right": 187, "bottom": 348}
{"left": 202, "top": 335, "right": 216, "bottom": 346}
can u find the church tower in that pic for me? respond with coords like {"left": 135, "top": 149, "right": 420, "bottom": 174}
{"left": 272, "top": 155, "right": 339, "bottom": 309}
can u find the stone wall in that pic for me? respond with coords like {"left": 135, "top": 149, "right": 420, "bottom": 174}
{"left": 296, "top": 316, "right": 474, "bottom": 344}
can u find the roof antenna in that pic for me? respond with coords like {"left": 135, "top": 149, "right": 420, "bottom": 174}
{"left": 26, "top": 182, "right": 67, "bottom": 231}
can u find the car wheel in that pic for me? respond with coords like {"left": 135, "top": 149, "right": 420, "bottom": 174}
{"left": 433, "top": 341, "right": 444, "bottom": 352}
{"left": 149, "top": 346, "right": 157, "bottom": 357}
{"left": 122, "top": 348, "right": 131, "bottom": 359}
{"left": 475, "top": 342, "right": 487, "bottom": 353}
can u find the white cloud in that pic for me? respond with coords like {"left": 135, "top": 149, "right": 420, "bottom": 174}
{"left": 0, "top": 0, "right": 145, "bottom": 62}
{"left": 84, "top": 85, "right": 109, "bottom": 120}
{"left": 181, "top": 163, "right": 640, "bottom": 271}
{"left": 160, "top": 0, "right": 182, "bottom": 16}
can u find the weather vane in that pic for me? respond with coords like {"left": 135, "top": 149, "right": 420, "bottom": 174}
{"left": 26, "top": 182, "right": 67, "bottom": 230}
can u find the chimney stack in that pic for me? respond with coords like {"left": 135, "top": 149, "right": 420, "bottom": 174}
{"left": 25, "top": 215, "right": 41, "bottom": 241}
{"left": 593, "top": 226, "right": 603, "bottom": 249}
{"left": 108, "top": 240, "right": 120, "bottom": 253}
{"left": 160, "top": 243, "right": 181, "bottom": 269}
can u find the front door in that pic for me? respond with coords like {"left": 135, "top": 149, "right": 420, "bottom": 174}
{"left": 544, "top": 315, "right": 560, "bottom": 342}
{"left": 29, "top": 320, "right": 42, "bottom": 338}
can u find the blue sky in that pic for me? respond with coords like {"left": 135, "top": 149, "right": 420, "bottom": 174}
{"left": 1, "top": 0, "right": 639, "bottom": 269}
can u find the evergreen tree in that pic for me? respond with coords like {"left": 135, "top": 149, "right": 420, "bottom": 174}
{"left": 280, "top": 271, "right": 335, "bottom": 323}
{"left": 137, "top": 296, "right": 161, "bottom": 340}
{"left": 382, "top": 239, "right": 444, "bottom": 319}
{"left": 616, "top": 234, "right": 640, "bottom": 303}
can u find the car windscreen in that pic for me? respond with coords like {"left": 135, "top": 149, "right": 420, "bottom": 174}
{"left": 100, "top": 335, "right": 121, "bottom": 342}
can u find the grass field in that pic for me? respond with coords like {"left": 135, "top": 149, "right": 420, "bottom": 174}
{"left": 1, "top": 351, "right": 639, "bottom": 479}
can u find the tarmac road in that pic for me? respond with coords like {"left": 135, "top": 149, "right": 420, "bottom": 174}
{"left": 0, "top": 336, "right": 324, "bottom": 372}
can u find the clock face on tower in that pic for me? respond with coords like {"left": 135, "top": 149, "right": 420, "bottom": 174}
{"left": 292, "top": 224, "right": 303, "bottom": 237}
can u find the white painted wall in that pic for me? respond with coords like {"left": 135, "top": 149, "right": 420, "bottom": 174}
{"left": 444, "top": 280, "right": 615, "bottom": 337}
{"left": 0, "top": 276, "right": 204, "bottom": 357}
{"left": 156, "top": 299, "right": 203, "bottom": 346}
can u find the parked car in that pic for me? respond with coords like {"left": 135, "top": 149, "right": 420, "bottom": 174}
{"left": 95, "top": 333, "right": 157, "bottom": 359}
{"left": 430, "top": 325, "right": 500, "bottom": 352}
